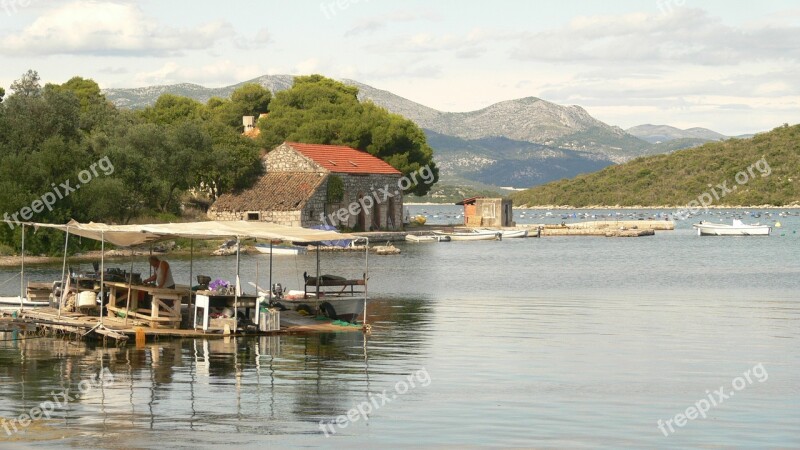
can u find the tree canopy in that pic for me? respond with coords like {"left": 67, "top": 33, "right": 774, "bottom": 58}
{"left": 0, "top": 70, "right": 262, "bottom": 254}
{"left": 258, "top": 75, "right": 439, "bottom": 196}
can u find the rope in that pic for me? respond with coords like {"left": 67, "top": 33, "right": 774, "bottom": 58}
{"left": 0, "top": 273, "right": 20, "bottom": 288}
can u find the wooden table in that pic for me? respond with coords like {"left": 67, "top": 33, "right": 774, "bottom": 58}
{"left": 194, "top": 292, "right": 259, "bottom": 332}
{"left": 104, "top": 281, "right": 190, "bottom": 329}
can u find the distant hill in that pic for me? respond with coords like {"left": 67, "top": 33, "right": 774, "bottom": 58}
{"left": 626, "top": 124, "right": 727, "bottom": 143}
{"left": 511, "top": 124, "right": 800, "bottom": 207}
{"left": 424, "top": 131, "right": 615, "bottom": 187}
{"left": 103, "top": 74, "right": 747, "bottom": 197}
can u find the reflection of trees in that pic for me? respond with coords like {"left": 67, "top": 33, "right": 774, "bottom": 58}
{"left": 0, "top": 293, "right": 433, "bottom": 435}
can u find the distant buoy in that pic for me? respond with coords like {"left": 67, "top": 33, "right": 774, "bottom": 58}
{"left": 775, "top": 221, "right": 782, "bottom": 228}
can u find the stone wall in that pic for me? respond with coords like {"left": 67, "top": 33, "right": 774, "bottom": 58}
{"left": 314, "top": 174, "right": 403, "bottom": 230}
{"left": 208, "top": 208, "right": 304, "bottom": 227}
{"left": 265, "top": 143, "right": 324, "bottom": 172}
{"left": 213, "top": 143, "right": 404, "bottom": 230}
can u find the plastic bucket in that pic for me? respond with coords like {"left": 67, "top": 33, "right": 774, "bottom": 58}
{"left": 77, "top": 291, "right": 97, "bottom": 308}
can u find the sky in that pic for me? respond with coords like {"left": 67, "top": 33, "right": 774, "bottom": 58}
{"left": 1, "top": 0, "right": 799, "bottom": 136}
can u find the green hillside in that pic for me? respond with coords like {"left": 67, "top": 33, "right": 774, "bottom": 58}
{"left": 511, "top": 124, "right": 800, "bottom": 207}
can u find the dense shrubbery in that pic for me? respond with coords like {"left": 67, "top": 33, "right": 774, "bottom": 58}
{"left": 0, "top": 72, "right": 439, "bottom": 254}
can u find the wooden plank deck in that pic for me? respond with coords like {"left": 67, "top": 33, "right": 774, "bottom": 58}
{"left": 2, "top": 307, "right": 366, "bottom": 340}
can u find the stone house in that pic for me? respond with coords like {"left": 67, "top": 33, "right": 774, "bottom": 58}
{"left": 457, "top": 197, "right": 514, "bottom": 227}
{"left": 208, "top": 142, "right": 404, "bottom": 230}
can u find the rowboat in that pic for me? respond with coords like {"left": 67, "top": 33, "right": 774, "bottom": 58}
{"left": 693, "top": 219, "right": 771, "bottom": 236}
{"left": 254, "top": 243, "right": 307, "bottom": 255}
{"left": 276, "top": 273, "right": 368, "bottom": 322}
{"left": 405, "top": 234, "right": 451, "bottom": 243}
{"left": 0, "top": 297, "right": 50, "bottom": 308}
{"left": 432, "top": 230, "right": 502, "bottom": 241}
{"left": 476, "top": 228, "right": 529, "bottom": 238}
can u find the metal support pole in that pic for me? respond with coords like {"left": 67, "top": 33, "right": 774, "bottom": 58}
{"left": 363, "top": 237, "right": 369, "bottom": 325}
{"left": 100, "top": 232, "right": 105, "bottom": 325}
{"left": 189, "top": 239, "right": 194, "bottom": 326}
{"left": 19, "top": 225, "right": 25, "bottom": 310}
{"left": 234, "top": 237, "right": 240, "bottom": 333}
{"left": 58, "top": 227, "right": 70, "bottom": 318}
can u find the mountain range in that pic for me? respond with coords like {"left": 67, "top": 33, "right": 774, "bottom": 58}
{"left": 102, "top": 75, "right": 738, "bottom": 196}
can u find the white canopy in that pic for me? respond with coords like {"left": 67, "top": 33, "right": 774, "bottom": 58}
{"left": 31, "top": 220, "right": 361, "bottom": 247}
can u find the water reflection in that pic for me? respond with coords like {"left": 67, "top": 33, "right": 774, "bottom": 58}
{"left": 0, "top": 296, "right": 432, "bottom": 442}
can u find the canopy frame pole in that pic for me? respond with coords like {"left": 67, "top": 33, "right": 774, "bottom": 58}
{"left": 58, "top": 227, "right": 70, "bottom": 318}
{"left": 188, "top": 239, "right": 194, "bottom": 326}
{"left": 315, "top": 244, "right": 320, "bottom": 300}
{"left": 19, "top": 224, "right": 25, "bottom": 310}
{"left": 124, "top": 249, "right": 134, "bottom": 326}
{"left": 268, "top": 240, "right": 273, "bottom": 303}
{"left": 100, "top": 232, "right": 105, "bottom": 326}
{"left": 363, "top": 237, "right": 369, "bottom": 326}
{"left": 234, "top": 236, "right": 240, "bottom": 334}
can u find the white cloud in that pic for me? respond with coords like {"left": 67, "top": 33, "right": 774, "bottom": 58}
{"left": 344, "top": 10, "right": 440, "bottom": 37}
{"left": 0, "top": 1, "right": 233, "bottom": 56}
{"left": 133, "top": 60, "right": 263, "bottom": 87}
{"left": 511, "top": 8, "right": 800, "bottom": 65}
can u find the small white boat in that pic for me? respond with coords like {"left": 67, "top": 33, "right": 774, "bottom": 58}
{"left": 476, "top": 228, "right": 529, "bottom": 238}
{"left": 405, "top": 234, "right": 451, "bottom": 243}
{"left": 693, "top": 219, "right": 772, "bottom": 236}
{"left": 0, "top": 296, "right": 50, "bottom": 308}
{"left": 432, "top": 230, "right": 501, "bottom": 241}
{"left": 254, "top": 243, "right": 307, "bottom": 255}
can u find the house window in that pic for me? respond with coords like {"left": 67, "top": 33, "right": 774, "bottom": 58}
{"left": 246, "top": 212, "right": 260, "bottom": 221}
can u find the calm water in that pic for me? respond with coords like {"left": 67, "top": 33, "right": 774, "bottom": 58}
{"left": 1, "top": 208, "right": 799, "bottom": 448}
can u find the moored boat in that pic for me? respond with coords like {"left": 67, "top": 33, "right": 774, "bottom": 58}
{"left": 432, "top": 230, "right": 502, "bottom": 241}
{"left": 405, "top": 234, "right": 451, "bottom": 243}
{"left": 254, "top": 243, "right": 307, "bottom": 255}
{"left": 476, "top": 228, "right": 529, "bottom": 238}
{"left": 693, "top": 219, "right": 771, "bottom": 236}
{"left": 0, "top": 297, "right": 50, "bottom": 308}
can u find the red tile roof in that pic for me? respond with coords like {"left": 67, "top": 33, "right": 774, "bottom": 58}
{"left": 286, "top": 142, "right": 401, "bottom": 175}
{"left": 211, "top": 172, "right": 326, "bottom": 212}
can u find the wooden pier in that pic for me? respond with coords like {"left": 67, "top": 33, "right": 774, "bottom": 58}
{"left": 1, "top": 307, "right": 367, "bottom": 343}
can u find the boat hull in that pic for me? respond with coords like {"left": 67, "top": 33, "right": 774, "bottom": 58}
{"left": 254, "top": 244, "right": 307, "bottom": 255}
{"left": 0, "top": 297, "right": 50, "bottom": 308}
{"left": 693, "top": 223, "right": 771, "bottom": 236}
{"left": 279, "top": 296, "right": 366, "bottom": 323}
{"left": 405, "top": 234, "right": 451, "bottom": 243}
{"left": 477, "top": 229, "right": 529, "bottom": 238}
{"left": 432, "top": 231, "right": 501, "bottom": 241}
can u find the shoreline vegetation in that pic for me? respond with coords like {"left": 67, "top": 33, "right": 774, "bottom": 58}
{"left": 3, "top": 203, "right": 796, "bottom": 267}
{"left": 407, "top": 202, "right": 800, "bottom": 209}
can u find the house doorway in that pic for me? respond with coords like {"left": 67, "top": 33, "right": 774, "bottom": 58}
{"left": 357, "top": 193, "right": 367, "bottom": 231}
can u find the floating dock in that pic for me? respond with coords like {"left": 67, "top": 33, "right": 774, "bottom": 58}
{"left": 0, "top": 307, "right": 367, "bottom": 343}
{"left": 530, "top": 220, "right": 672, "bottom": 237}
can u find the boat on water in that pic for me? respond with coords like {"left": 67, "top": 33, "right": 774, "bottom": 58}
{"left": 269, "top": 273, "right": 367, "bottom": 323}
{"left": 432, "top": 230, "right": 502, "bottom": 241}
{"left": 254, "top": 243, "right": 307, "bottom": 255}
{"left": 693, "top": 219, "right": 772, "bottom": 236}
{"left": 405, "top": 234, "right": 451, "bottom": 243}
{"left": 0, "top": 297, "right": 50, "bottom": 308}
{"left": 475, "top": 228, "right": 529, "bottom": 238}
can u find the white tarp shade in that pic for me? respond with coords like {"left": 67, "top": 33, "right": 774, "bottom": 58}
{"left": 31, "top": 220, "right": 360, "bottom": 247}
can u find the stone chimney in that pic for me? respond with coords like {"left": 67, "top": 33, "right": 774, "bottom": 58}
{"left": 243, "top": 116, "right": 255, "bottom": 132}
